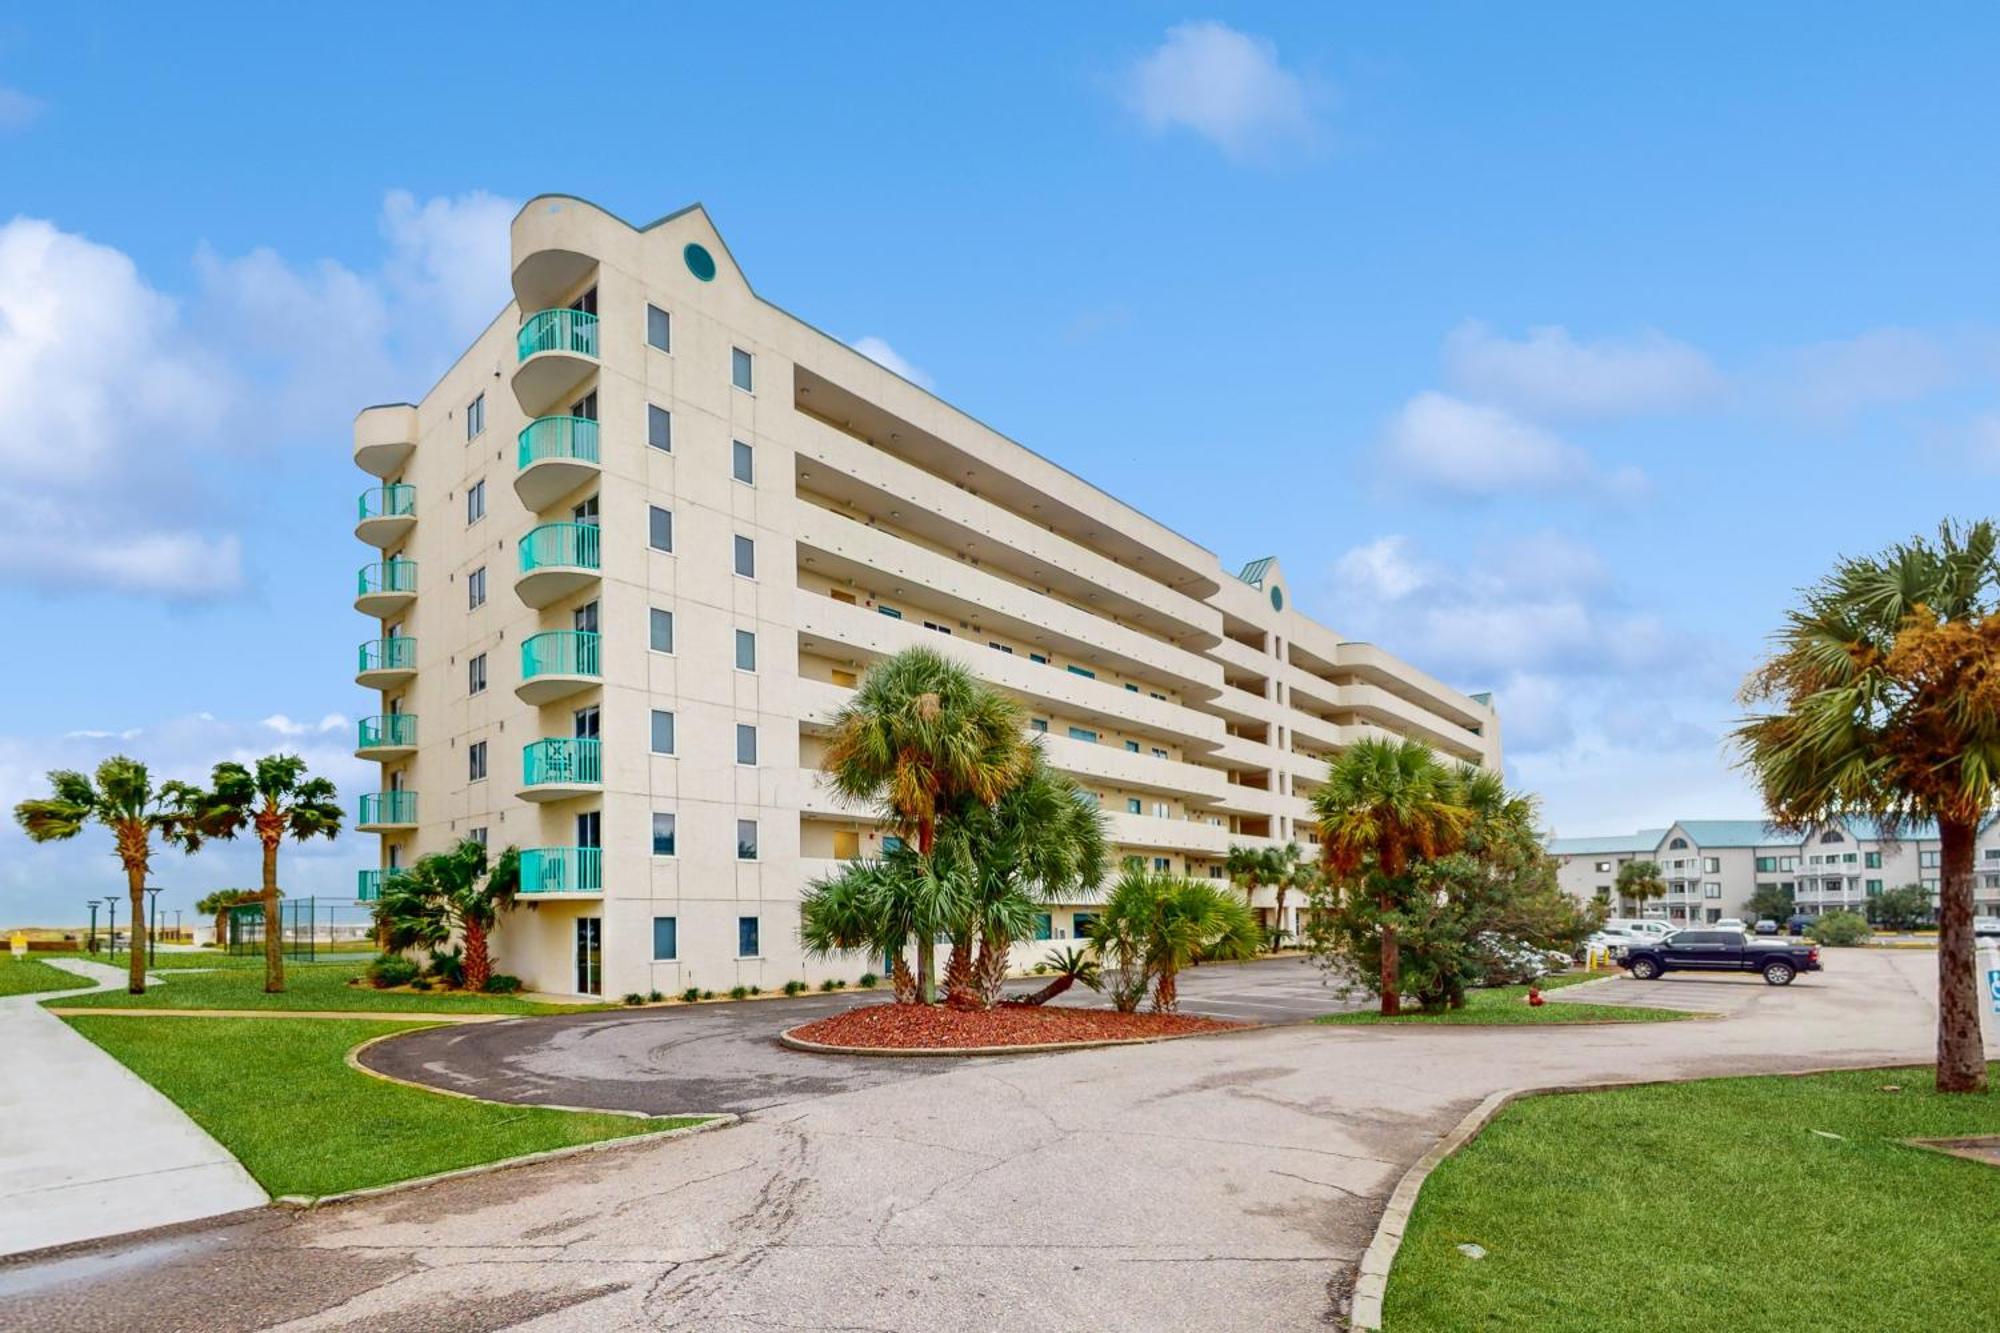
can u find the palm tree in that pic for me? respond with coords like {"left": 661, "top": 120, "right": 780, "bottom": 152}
{"left": 1016, "top": 945, "right": 1102, "bottom": 1006}
{"left": 1310, "top": 737, "right": 1474, "bottom": 1016}
{"left": 1224, "top": 844, "right": 1279, "bottom": 927}
{"left": 1270, "top": 843, "right": 1321, "bottom": 947}
{"left": 800, "top": 841, "right": 962, "bottom": 1003}
{"left": 194, "top": 888, "right": 261, "bottom": 951}
{"left": 1087, "top": 869, "right": 1260, "bottom": 1013}
{"left": 938, "top": 747, "right": 1109, "bottom": 1007}
{"left": 13, "top": 756, "right": 207, "bottom": 994}
{"left": 1614, "top": 860, "right": 1667, "bottom": 919}
{"left": 821, "top": 647, "right": 1028, "bottom": 1002}
{"left": 378, "top": 838, "right": 519, "bottom": 991}
{"left": 193, "top": 755, "right": 343, "bottom": 993}
{"left": 1735, "top": 519, "right": 2000, "bottom": 1093}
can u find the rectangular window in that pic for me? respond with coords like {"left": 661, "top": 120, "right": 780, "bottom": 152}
{"left": 650, "top": 608, "right": 675, "bottom": 653}
{"left": 1865, "top": 851, "right": 1883, "bottom": 868}
{"left": 1066, "top": 665, "right": 1096, "bottom": 679}
{"left": 878, "top": 605, "right": 903, "bottom": 620}
{"left": 652, "top": 812, "right": 677, "bottom": 857}
{"left": 650, "top": 709, "right": 676, "bottom": 755}
{"left": 1866, "top": 879, "right": 1883, "bottom": 894}
{"left": 1703, "top": 857, "right": 1720, "bottom": 874}
{"left": 883, "top": 835, "right": 904, "bottom": 853}
{"left": 1151, "top": 747, "right": 1167, "bottom": 759}
{"left": 733, "top": 534, "right": 755, "bottom": 578}
{"left": 1029, "top": 653, "right": 1049, "bottom": 665}
{"left": 737, "top": 915, "right": 760, "bottom": 956}
{"left": 735, "top": 629, "right": 757, "bottom": 672}
{"left": 646, "top": 304, "right": 671, "bottom": 352}
{"left": 735, "top": 724, "right": 758, "bottom": 765}
{"left": 989, "top": 642, "right": 1012, "bottom": 654}
{"left": 1072, "top": 912, "right": 1097, "bottom": 936}
{"left": 1704, "top": 882, "right": 1722, "bottom": 898}
{"left": 652, "top": 915, "right": 678, "bottom": 960}
{"left": 468, "top": 653, "right": 487, "bottom": 695}
{"left": 922, "top": 620, "right": 952, "bottom": 636}
{"left": 466, "top": 480, "right": 485, "bottom": 524}
{"left": 1126, "top": 798, "right": 1142, "bottom": 814}
{"left": 1030, "top": 718, "right": 1048, "bottom": 733}
{"left": 1754, "top": 857, "right": 1775, "bottom": 872}
{"left": 1843, "top": 852, "right": 1857, "bottom": 863}
{"left": 1153, "top": 857, "right": 1170, "bottom": 872}
{"left": 1067, "top": 727, "right": 1098, "bottom": 743}
{"left": 731, "top": 346, "right": 754, "bottom": 392}
{"left": 466, "top": 392, "right": 484, "bottom": 439}
{"left": 1125, "top": 683, "right": 1139, "bottom": 693}
{"left": 468, "top": 741, "right": 487, "bottom": 781}
{"left": 737, "top": 820, "right": 759, "bottom": 861}
{"left": 1124, "top": 740, "right": 1140, "bottom": 753}
{"left": 732, "top": 439, "right": 754, "bottom": 484}
{"left": 468, "top": 827, "right": 488, "bottom": 847}
{"left": 467, "top": 566, "right": 486, "bottom": 609}
{"left": 647, "top": 403, "right": 672, "bottom": 452}
{"left": 649, "top": 505, "right": 674, "bottom": 552}
{"left": 1032, "top": 913, "right": 1053, "bottom": 942}
{"left": 1921, "top": 850, "right": 1941, "bottom": 868}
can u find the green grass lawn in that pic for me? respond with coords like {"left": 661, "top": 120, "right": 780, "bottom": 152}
{"left": 1383, "top": 1063, "right": 2000, "bottom": 1332}
{"left": 66, "top": 1015, "right": 704, "bottom": 1198}
{"left": 50, "top": 957, "right": 595, "bottom": 1015}
{"left": 1318, "top": 972, "right": 1696, "bottom": 1026}
{"left": 0, "top": 955, "right": 90, "bottom": 997}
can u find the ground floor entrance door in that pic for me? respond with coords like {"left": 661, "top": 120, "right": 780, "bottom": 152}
{"left": 575, "top": 916, "right": 603, "bottom": 996}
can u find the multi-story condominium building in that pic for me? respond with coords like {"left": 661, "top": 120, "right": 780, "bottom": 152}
{"left": 350, "top": 195, "right": 1502, "bottom": 998}
{"left": 1551, "top": 817, "right": 2000, "bottom": 924}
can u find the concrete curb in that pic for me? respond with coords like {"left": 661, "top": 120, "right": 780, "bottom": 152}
{"left": 342, "top": 1026, "right": 715, "bottom": 1120}
{"left": 1346, "top": 1054, "right": 1940, "bottom": 1330}
{"left": 777, "top": 1020, "right": 1255, "bottom": 1058}
{"left": 271, "top": 1114, "right": 737, "bottom": 1210}
{"left": 48, "top": 1007, "right": 512, "bottom": 1022}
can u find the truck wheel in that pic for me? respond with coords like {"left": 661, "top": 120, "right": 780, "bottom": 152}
{"left": 1762, "top": 961, "right": 1796, "bottom": 986}
{"left": 1629, "top": 957, "right": 1660, "bottom": 981}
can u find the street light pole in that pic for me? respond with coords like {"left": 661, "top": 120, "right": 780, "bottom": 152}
{"left": 104, "top": 896, "right": 118, "bottom": 960}
{"left": 86, "top": 901, "right": 100, "bottom": 954}
{"left": 145, "top": 886, "right": 163, "bottom": 968}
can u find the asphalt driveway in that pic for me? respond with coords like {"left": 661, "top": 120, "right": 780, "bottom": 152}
{"left": 1, "top": 952, "right": 1949, "bottom": 1333}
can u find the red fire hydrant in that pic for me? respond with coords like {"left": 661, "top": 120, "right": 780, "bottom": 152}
{"left": 1526, "top": 984, "right": 1545, "bottom": 1007}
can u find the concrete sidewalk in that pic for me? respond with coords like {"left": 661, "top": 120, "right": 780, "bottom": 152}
{"left": 0, "top": 957, "right": 266, "bottom": 1258}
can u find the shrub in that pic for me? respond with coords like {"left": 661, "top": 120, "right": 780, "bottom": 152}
{"left": 818, "top": 978, "right": 837, "bottom": 992}
{"left": 648, "top": 989, "right": 664, "bottom": 1002}
{"left": 783, "top": 979, "right": 807, "bottom": 995}
{"left": 427, "top": 948, "right": 465, "bottom": 989}
{"left": 749, "top": 985, "right": 762, "bottom": 996}
{"left": 729, "top": 985, "right": 749, "bottom": 1000}
{"left": 700, "top": 989, "right": 715, "bottom": 1000}
{"left": 1809, "top": 910, "right": 1871, "bottom": 946}
{"left": 410, "top": 978, "right": 433, "bottom": 991}
{"left": 834, "top": 978, "right": 847, "bottom": 989}
{"left": 482, "top": 973, "right": 522, "bottom": 994}
{"left": 366, "top": 953, "right": 419, "bottom": 989}
{"left": 858, "top": 973, "right": 878, "bottom": 989}
{"left": 623, "top": 992, "right": 645, "bottom": 1006}
{"left": 681, "top": 987, "right": 702, "bottom": 1003}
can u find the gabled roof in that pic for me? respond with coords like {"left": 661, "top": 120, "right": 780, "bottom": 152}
{"left": 1548, "top": 829, "right": 1668, "bottom": 855}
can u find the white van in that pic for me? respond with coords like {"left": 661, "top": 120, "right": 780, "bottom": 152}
{"left": 1607, "top": 918, "right": 1675, "bottom": 943}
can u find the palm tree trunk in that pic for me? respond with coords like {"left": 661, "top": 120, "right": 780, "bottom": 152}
{"left": 214, "top": 908, "right": 230, "bottom": 952}
{"left": 943, "top": 932, "right": 978, "bottom": 1008}
{"left": 971, "top": 931, "right": 1010, "bottom": 1008}
{"left": 916, "top": 819, "right": 937, "bottom": 1003}
{"left": 1021, "top": 972, "right": 1072, "bottom": 1006}
{"left": 1934, "top": 816, "right": 1987, "bottom": 1093}
{"left": 463, "top": 919, "right": 491, "bottom": 992}
{"left": 1152, "top": 967, "right": 1179, "bottom": 1014}
{"left": 890, "top": 956, "right": 917, "bottom": 1004}
{"left": 1379, "top": 889, "right": 1401, "bottom": 1017}
{"left": 118, "top": 833, "right": 148, "bottom": 995}
{"left": 1274, "top": 885, "right": 1290, "bottom": 947}
{"left": 261, "top": 824, "right": 285, "bottom": 994}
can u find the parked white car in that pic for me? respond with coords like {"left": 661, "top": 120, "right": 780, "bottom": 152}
{"left": 1715, "top": 918, "right": 1746, "bottom": 932}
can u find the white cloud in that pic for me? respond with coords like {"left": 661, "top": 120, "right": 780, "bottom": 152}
{"left": 1123, "top": 21, "right": 1318, "bottom": 162}
{"left": 1443, "top": 321, "right": 1721, "bottom": 419}
{"left": 1962, "top": 410, "right": 2000, "bottom": 472}
{"left": 379, "top": 189, "right": 518, "bottom": 346}
{"left": 0, "top": 712, "right": 376, "bottom": 925}
{"left": 1776, "top": 327, "right": 1957, "bottom": 420}
{"left": 0, "top": 85, "right": 40, "bottom": 132}
{"left": 851, "top": 335, "right": 934, "bottom": 390}
{"left": 1379, "top": 391, "right": 1646, "bottom": 500}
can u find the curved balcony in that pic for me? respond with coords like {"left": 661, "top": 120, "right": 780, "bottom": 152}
{"left": 515, "top": 521, "right": 601, "bottom": 609}
{"left": 357, "top": 790, "right": 418, "bottom": 832}
{"left": 355, "top": 483, "right": 417, "bottom": 548}
{"left": 357, "top": 636, "right": 417, "bottom": 689}
{"left": 356, "top": 558, "right": 417, "bottom": 618}
{"left": 515, "top": 415, "right": 600, "bottom": 511}
{"left": 356, "top": 713, "right": 418, "bottom": 760}
{"left": 353, "top": 404, "right": 417, "bottom": 478}
{"left": 520, "top": 736, "right": 602, "bottom": 802}
{"left": 513, "top": 308, "right": 598, "bottom": 413}
{"left": 518, "top": 846, "right": 603, "bottom": 897}
{"left": 517, "top": 629, "right": 600, "bottom": 705}
{"left": 356, "top": 867, "right": 407, "bottom": 902}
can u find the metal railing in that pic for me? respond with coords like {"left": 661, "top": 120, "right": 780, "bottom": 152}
{"left": 357, "top": 791, "right": 418, "bottom": 826}
{"left": 518, "top": 846, "right": 603, "bottom": 895}
{"left": 522, "top": 736, "right": 602, "bottom": 788}
{"left": 357, "top": 558, "right": 417, "bottom": 597}
{"left": 519, "top": 521, "right": 601, "bottom": 573}
{"left": 358, "top": 636, "right": 417, "bottom": 675}
{"left": 357, "top": 713, "right": 418, "bottom": 750}
{"left": 518, "top": 416, "right": 600, "bottom": 470}
{"left": 521, "top": 630, "right": 600, "bottom": 681}
{"left": 517, "top": 308, "right": 599, "bottom": 362}
{"left": 357, "top": 484, "right": 416, "bottom": 522}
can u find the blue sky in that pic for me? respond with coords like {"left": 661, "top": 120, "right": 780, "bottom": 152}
{"left": 3, "top": 4, "right": 1997, "bottom": 924}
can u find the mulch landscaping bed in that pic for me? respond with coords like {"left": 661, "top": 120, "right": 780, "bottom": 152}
{"left": 787, "top": 1002, "right": 1244, "bottom": 1050}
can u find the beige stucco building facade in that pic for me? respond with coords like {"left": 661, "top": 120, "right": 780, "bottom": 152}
{"left": 350, "top": 196, "right": 1502, "bottom": 997}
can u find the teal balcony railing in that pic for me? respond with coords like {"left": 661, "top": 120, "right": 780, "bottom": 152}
{"left": 517, "top": 308, "right": 598, "bottom": 362}
{"left": 358, "top": 791, "right": 418, "bottom": 826}
{"left": 358, "top": 636, "right": 417, "bottom": 675}
{"left": 518, "top": 416, "right": 600, "bottom": 470}
{"left": 521, "top": 630, "right": 599, "bottom": 682}
{"left": 356, "top": 868, "right": 407, "bottom": 902}
{"left": 519, "top": 522, "right": 600, "bottom": 573}
{"left": 523, "top": 736, "right": 602, "bottom": 788}
{"left": 519, "top": 846, "right": 603, "bottom": 895}
{"left": 357, "top": 558, "right": 417, "bottom": 598}
{"left": 357, "top": 713, "right": 418, "bottom": 750}
{"left": 357, "top": 484, "right": 416, "bottom": 523}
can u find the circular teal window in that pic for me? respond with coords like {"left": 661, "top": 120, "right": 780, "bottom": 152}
{"left": 683, "top": 243, "right": 716, "bottom": 282}
{"left": 1270, "top": 585, "right": 1284, "bottom": 612}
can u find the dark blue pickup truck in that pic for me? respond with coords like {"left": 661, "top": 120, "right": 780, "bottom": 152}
{"left": 1619, "top": 929, "right": 1822, "bottom": 986}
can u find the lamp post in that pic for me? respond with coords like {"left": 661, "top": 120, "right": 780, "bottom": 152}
{"left": 173, "top": 908, "right": 183, "bottom": 942}
{"left": 103, "top": 895, "right": 119, "bottom": 960}
{"left": 145, "top": 885, "right": 163, "bottom": 968}
{"left": 86, "top": 901, "right": 100, "bottom": 954}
